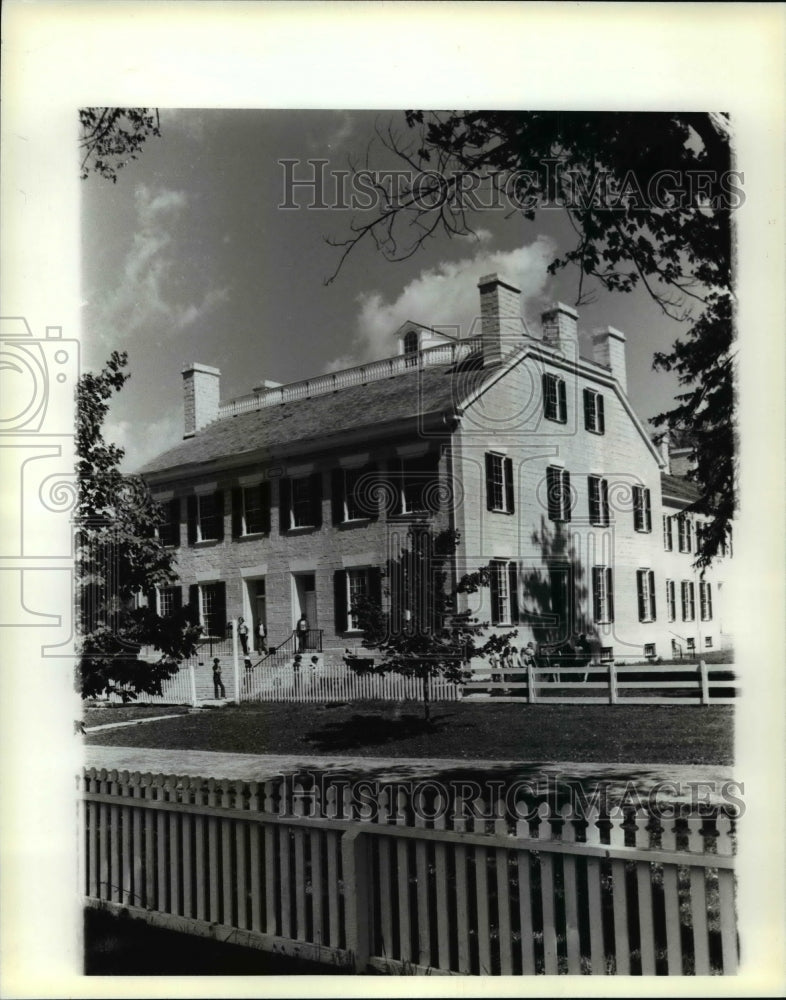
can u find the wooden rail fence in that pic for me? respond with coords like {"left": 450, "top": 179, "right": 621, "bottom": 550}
{"left": 80, "top": 769, "right": 737, "bottom": 976}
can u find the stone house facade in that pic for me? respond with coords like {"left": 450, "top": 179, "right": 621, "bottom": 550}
{"left": 140, "top": 274, "right": 731, "bottom": 664}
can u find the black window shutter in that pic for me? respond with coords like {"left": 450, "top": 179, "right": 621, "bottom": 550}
{"left": 260, "top": 482, "right": 271, "bottom": 533}
{"left": 187, "top": 496, "right": 197, "bottom": 545}
{"left": 333, "top": 570, "right": 347, "bottom": 633}
{"left": 232, "top": 488, "right": 242, "bottom": 538}
{"left": 365, "top": 465, "right": 379, "bottom": 520}
{"left": 508, "top": 562, "right": 519, "bottom": 623}
{"left": 606, "top": 568, "right": 615, "bottom": 623}
{"left": 558, "top": 378, "right": 567, "bottom": 422}
{"left": 490, "top": 566, "right": 500, "bottom": 624}
{"left": 563, "top": 470, "right": 572, "bottom": 521}
{"left": 173, "top": 587, "right": 183, "bottom": 612}
{"left": 145, "top": 588, "right": 157, "bottom": 612}
{"left": 597, "top": 394, "right": 605, "bottom": 433}
{"left": 168, "top": 499, "right": 181, "bottom": 548}
{"left": 485, "top": 453, "right": 495, "bottom": 511}
{"left": 546, "top": 467, "right": 559, "bottom": 520}
{"left": 279, "top": 478, "right": 291, "bottom": 533}
{"left": 214, "top": 582, "right": 227, "bottom": 636}
{"left": 331, "top": 469, "right": 344, "bottom": 524}
{"left": 311, "top": 473, "right": 323, "bottom": 528}
{"left": 583, "top": 388, "right": 592, "bottom": 430}
{"left": 504, "top": 457, "right": 514, "bottom": 513}
{"left": 214, "top": 490, "right": 224, "bottom": 541}
{"left": 601, "top": 479, "right": 609, "bottom": 525}
{"left": 588, "top": 477, "right": 598, "bottom": 523}
{"left": 187, "top": 584, "right": 200, "bottom": 626}
{"left": 648, "top": 571, "right": 656, "bottom": 620}
{"left": 645, "top": 489, "right": 652, "bottom": 532}
{"left": 592, "top": 568, "right": 602, "bottom": 622}
{"left": 369, "top": 567, "right": 382, "bottom": 607}
{"left": 637, "top": 570, "right": 646, "bottom": 621}
{"left": 541, "top": 373, "right": 551, "bottom": 419}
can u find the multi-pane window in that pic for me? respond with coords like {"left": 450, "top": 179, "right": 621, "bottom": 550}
{"left": 156, "top": 586, "right": 180, "bottom": 618}
{"left": 636, "top": 569, "right": 657, "bottom": 622}
{"left": 705, "top": 637, "right": 713, "bottom": 649}
{"left": 700, "top": 580, "right": 713, "bottom": 621}
{"left": 199, "top": 582, "right": 226, "bottom": 637}
{"left": 343, "top": 469, "right": 366, "bottom": 521}
{"left": 158, "top": 498, "right": 180, "bottom": 548}
{"left": 197, "top": 493, "right": 220, "bottom": 541}
{"left": 588, "top": 476, "right": 610, "bottom": 526}
{"left": 485, "top": 453, "right": 515, "bottom": 513}
{"left": 404, "top": 330, "right": 419, "bottom": 367}
{"left": 241, "top": 485, "right": 267, "bottom": 535}
{"left": 678, "top": 515, "right": 693, "bottom": 553}
{"left": 331, "top": 467, "right": 379, "bottom": 523}
{"left": 583, "top": 388, "right": 605, "bottom": 434}
{"left": 644, "top": 643, "right": 656, "bottom": 659}
{"left": 633, "top": 486, "right": 652, "bottom": 532}
{"left": 291, "top": 477, "right": 314, "bottom": 528}
{"left": 663, "top": 514, "right": 673, "bottom": 551}
{"left": 542, "top": 373, "right": 567, "bottom": 423}
{"left": 400, "top": 455, "right": 438, "bottom": 514}
{"left": 666, "top": 579, "right": 676, "bottom": 622}
{"left": 346, "top": 568, "right": 370, "bottom": 631}
{"left": 546, "top": 466, "right": 572, "bottom": 522}
{"left": 681, "top": 580, "right": 695, "bottom": 621}
{"left": 686, "top": 638, "right": 696, "bottom": 654}
{"left": 490, "top": 560, "right": 518, "bottom": 625}
{"left": 592, "top": 566, "right": 615, "bottom": 624}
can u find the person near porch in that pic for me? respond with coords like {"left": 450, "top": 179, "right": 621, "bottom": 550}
{"left": 296, "top": 613, "right": 309, "bottom": 652}
{"left": 257, "top": 620, "right": 267, "bottom": 655}
{"left": 212, "top": 658, "right": 226, "bottom": 699}
{"left": 237, "top": 616, "right": 249, "bottom": 655}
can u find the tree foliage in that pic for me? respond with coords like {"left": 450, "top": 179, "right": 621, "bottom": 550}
{"left": 344, "top": 527, "right": 515, "bottom": 720}
{"left": 76, "top": 351, "right": 200, "bottom": 700}
{"left": 79, "top": 108, "right": 161, "bottom": 182}
{"left": 329, "top": 111, "right": 736, "bottom": 566}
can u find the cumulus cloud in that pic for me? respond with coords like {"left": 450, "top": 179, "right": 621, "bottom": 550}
{"left": 107, "top": 407, "right": 183, "bottom": 474}
{"left": 328, "top": 236, "right": 556, "bottom": 369}
{"left": 89, "top": 184, "right": 229, "bottom": 350}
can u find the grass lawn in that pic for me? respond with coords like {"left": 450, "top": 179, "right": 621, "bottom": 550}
{"left": 83, "top": 700, "right": 733, "bottom": 765}
{"left": 83, "top": 703, "right": 191, "bottom": 727}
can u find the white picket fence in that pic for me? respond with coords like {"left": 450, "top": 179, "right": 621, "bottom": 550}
{"left": 108, "top": 662, "right": 197, "bottom": 707}
{"left": 241, "top": 660, "right": 460, "bottom": 704}
{"left": 80, "top": 768, "right": 738, "bottom": 976}
{"left": 463, "top": 661, "right": 737, "bottom": 705}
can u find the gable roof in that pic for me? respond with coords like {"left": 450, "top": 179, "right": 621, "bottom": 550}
{"left": 141, "top": 358, "right": 489, "bottom": 478}
{"left": 661, "top": 472, "right": 700, "bottom": 504}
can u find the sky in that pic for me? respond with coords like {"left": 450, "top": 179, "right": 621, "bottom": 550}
{"left": 81, "top": 109, "right": 692, "bottom": 472}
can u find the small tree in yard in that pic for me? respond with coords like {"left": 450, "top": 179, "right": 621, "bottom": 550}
{"left": 344, "top": 527, "right": 516, "bottom": 722}
{"left": 76, "top": 351, "right": 201, "bottom": 700}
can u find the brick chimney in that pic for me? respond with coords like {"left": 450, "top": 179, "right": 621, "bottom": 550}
{"left": 182, "top": 363, "right": 220, "bottom": 438}
{"left": 541, "top": 303, "right": 578, "bottom": 353}
{"left": 592, "top": 326, "right": 627, "bottom": 394}
{"left": 478, "top": 273, "right": 522, "bottom": 365}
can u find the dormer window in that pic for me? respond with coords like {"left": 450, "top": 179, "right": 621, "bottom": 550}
{"left": 404, "top": 329, "right": 419, "bottom": 367}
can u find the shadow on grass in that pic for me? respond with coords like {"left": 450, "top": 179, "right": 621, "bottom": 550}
{"left": 305, "top": 711, "right": 456, "bottom": 752}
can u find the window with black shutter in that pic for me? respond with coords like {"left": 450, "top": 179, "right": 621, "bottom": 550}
{"left": 592, "top": 566, "right": 614, "bottom": 623}
{"left": 636, "top": 569, "right": 656, "bottom": 622}
{"left": 543, "top": 373, "right": 567, "bottom": 423}
{"left": 588, "top": 476, "right": 609, "bottom": 526}
{"left": 546, "top": 466, "right": 571, "bottom": 521}
{"left": 583, "top": 388, "right": 605, "bottom": 434}
{"left": 633, "top": 486, "right": 652, "bottom": 533}
{"left": 485, "top": 453, "right": 515, "bottom": 513}
{"left": 400, "top": 453, "right": 438, "bottom": 514}
{"left": 187, "top": 496, "right": 197, "bottom": 545}
{"left": 159, "top": 498, "right": 180, "bottom": 548}
{"left": 333, "top": 570, "right": 348, "bottom": 632}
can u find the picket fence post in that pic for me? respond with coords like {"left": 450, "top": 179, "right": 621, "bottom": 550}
{"left": 231, "top": 618, "right": 240, "bottom": 703}
{"left": 341, "top": 829, "right": 371, "bottom": 971}
{"left": 527, "top": 662, "right": 537, "bottom": 703}
{"left": 609, "top": 661, "right": 618, "bottom": 704}
{"left": 188, "top": 661, "right": 198, "bottom": 707}
{"left": 699, "top": 659, "right": 710, "bottom": 704}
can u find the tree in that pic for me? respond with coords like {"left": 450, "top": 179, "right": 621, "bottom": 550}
{"left": 344, "top": 527, "right": 516, "bottom": 721}
{"left": 76, "top": 351, "right": 200, "bottom": 700}
{"left": 327, "top": 111, "right": 736, "bottom": 566}
{"left": 79, "top": 108, "right": 161, "bottom": 182}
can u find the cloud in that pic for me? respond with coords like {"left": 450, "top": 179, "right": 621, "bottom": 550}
{"left": 89, "top": 184, "right": 229, "bottom": 350}
{"left": 107, "top": 407, "right": 183, "bottom": 474}
{"left": 328, "top": 236, "right": 556, "bottom": 370}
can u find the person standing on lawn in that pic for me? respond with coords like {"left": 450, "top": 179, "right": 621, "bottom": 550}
{"left": 212, "top": 658, "right": 226, "bottom": 699}
{"left": 237, "top": 616, "right": 250, "bottom": 656}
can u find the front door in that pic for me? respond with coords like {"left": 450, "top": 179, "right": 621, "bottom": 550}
{"left": 253, "top": 579, "right": 266, "bottom": 650}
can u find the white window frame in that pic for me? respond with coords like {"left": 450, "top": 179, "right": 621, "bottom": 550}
{"left": 588, "top": 475, "right": 609, "bottom": 526}
{"left": 547, "top": 466, "right": 572, "bottom": 522}
{"left": 681, "top": 580, "right": 695, "bottom": 621}
{"left": 240, "top": 485, "right": 265, "bottom": 535}
{"left": 400, "top": 456, "right": 436, "bottom": 515}
{"left": 663, "top": 514, "right": 673, "bottom": 551}
{"left": 700, "top": 580, "right": 713, "bottom": 621}
{"left": 543, "top": 373, "right": 567, "bottom": 423}
{"left": 156, "top": 587, "right": 177, "bottom": 618}
{"left": 489, "top": 559, "right": 513, "bottom": 625}
{"left": 592, "top": 565, "right": 614, "bottom": 624}
{"left": 290, "top": 476, "right": 314, "bottom": 529}
{"left": 487, "top": 453, "right": 513, "bottom": 513}
{"left": 686, "top": 637, "right": 696, "bottom": 654}
{"left": 346, "top": 567, "right": 370, "bottom": 631}
{"left": 637, "top": 569, "right": 657, "bottom": 622}
{"left": 341, "top": 468, "right": 368, "bottom": 522}
{"left": 197, "top": 493, "right": 219, "bottom": 542}
{"left": 199, "top": 583, "right": 223, "bottom": 637}
{"left": 584, "top": 388, "right": 605, "bottom": 434}
{"left": 633, "top": 486, "right": 652, "bottom": 533}
{"left": 666, "top": 579, "right": 676, "bottom": 622}
{"left": 678, "top": 515, "right": 693, "bottom": 553}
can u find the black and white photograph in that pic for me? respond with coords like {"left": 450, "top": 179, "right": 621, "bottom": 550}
{"left": 1, "top": 3, "right": 784, "bottom": 996}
